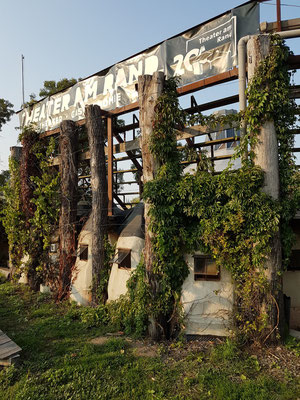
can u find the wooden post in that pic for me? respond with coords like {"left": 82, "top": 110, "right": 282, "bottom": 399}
{"left": 138, "top": 71, "right": 164, "bottom": 340}
{"left": 247, "top": 35, "right": 284, "bottom": 340}
{"left": 85, "top": 105, "right": 108, "bottom": 304}
{"left": 57, "top": 120, "right": 78, "bottom": 301}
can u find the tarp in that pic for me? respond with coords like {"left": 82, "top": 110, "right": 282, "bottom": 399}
{"left": 19, "top": 2, "right": 259, "bottom": 131}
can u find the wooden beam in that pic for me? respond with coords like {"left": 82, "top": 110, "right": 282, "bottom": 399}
{"left": 177, "top": 68, "right": 239, "bottom": 96}
{"left": 114, "top": 132, "right": 142, "bottom": 171}
{"left": 51, "top": 122, "right": 239, "bottom": 165}
{"left": 112, "top": 192, "right": 127, "bottom": 210}
{"left": 184, "top": 94, "right": 239, "bottom": 114}
{"left": 260, "top": 18, "right": 300, "bottom": 34}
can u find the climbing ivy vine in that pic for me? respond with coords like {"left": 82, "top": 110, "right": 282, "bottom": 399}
{"left": 1, "top": 157, "right": 25, "bottom": 271}
{"left": 243, "top": 36, "right": 299, "bottom": 268}
{"left": 2, "top": 125, "right": 60, "bottom": 290}
{"left": 1, "top": 36, "right": 298, "bottom": 343}
{"left": 126, "top": 35, "right": 299, "bottom": 342}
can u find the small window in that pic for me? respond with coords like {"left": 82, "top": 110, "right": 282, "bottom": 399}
{"left": 194, "top": 255, "right": 220, "bottom": 281}
{"left": 288, "top": 250, "right": 300, "bottom": 270}
{"left": 111, "top": 249, "right": 131, "bottom": 270}
{"left": 79, "top": 245, "right": 88, "bottom": 261}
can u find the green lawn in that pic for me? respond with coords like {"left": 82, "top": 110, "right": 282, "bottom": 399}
{"left": 0, "top": 282, "right": 299, "bottom": 400}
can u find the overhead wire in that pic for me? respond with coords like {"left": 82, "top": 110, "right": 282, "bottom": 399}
{"left": 261, "top": 2, "right": 300, "bottom": 7}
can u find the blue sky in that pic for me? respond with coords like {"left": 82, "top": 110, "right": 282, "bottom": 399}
{"left": 0, "top": 0, "right": 299, "bottom": 170}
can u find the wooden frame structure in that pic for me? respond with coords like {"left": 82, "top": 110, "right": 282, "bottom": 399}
{"left": 40, "top": 16, "right": 300, "bottom": 218}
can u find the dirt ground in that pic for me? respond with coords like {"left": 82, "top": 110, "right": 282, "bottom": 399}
{"left": 90, "top": 334, "right": 300, "bottom": 380}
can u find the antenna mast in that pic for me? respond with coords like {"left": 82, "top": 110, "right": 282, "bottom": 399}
{"left": 21, "top": 54, "right": 25, "bottom": 107}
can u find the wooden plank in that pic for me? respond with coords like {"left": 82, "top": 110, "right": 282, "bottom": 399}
{"left": 0, "top": 340, "right": 22, "bottom": 360}
{"left": 0, "top": 333, "right": 11, "bottom": 346}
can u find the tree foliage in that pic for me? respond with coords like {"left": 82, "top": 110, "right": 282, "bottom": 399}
{"left": 39, "top": 78, "right": 78, "bottom": 97}
{"left": 24, "top": 78, "right": 78, "bottom": 107}
{"left": 0, "top": 98, "right": 14, "bottom": 131}
{"left": 0, "top": 170, "right": 9, "bottom": 187}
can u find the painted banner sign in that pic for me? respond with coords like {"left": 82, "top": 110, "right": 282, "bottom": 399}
{"left": 19, "top": 2, "right": 259, "bottom": 131}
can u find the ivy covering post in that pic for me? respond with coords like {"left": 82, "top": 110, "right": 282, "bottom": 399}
{"left": 7, "top": 147, "right": 23, "bottom": 278}
{"left": 57, "top": 120, "right": 78, "bottom": 301}
{"left": 85, "top": 105, "right": 108, "bottom": 304}
{"left": 3, "top": 127, "right": 60, "bottom": 292}
{"left": 138, "top": 71, "right": 165, "bottom": 339}
{"left": 111, "top": 37, "right": 297, "bottom": 343}
{"left": 246, "top": 34, "right": 296, "bottom": 340}
{"left": 19, "top": 129, "right": 44, "bottom": 291}
{"left": 247, "top": 35, "right": 283, "bottom": 339}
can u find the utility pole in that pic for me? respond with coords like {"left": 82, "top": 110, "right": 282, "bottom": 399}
{"left": 277, "top": 0, "right": 282, "bottom": 32}
{"left": 21, "top": 55, "right": 25, "bottom": 107}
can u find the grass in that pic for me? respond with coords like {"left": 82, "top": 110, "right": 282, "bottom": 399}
{"left": 0, "top": 282, "right": 299, "bottom": 400}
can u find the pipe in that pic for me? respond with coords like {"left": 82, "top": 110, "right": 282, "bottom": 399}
{"left": 238, "top": 29, "right": 300, "bottom": 114}
{"left": 238, "top": 35, "right": 252, "bottom": 114}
